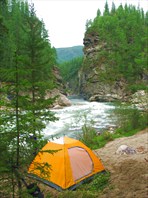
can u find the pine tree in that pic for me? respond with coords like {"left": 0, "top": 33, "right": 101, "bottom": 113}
{"left": 0, "top": 1, "right": 57, "bottom": 196}
{"left": 111, "top": 2, "right": 116, "bottom": 15}
{"left": 104, "top": 1, "right": 110, "bottom": 15}
{"left": 97, "top": 8, "right": 101, "bottom": 17}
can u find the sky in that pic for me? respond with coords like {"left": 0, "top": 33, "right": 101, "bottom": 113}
{"left": 28, "top": 0, "right": 148, "bottom": 48}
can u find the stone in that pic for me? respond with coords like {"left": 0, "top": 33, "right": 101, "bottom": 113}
{"left": 115, "top": 145, "right": 137, "bottom": 155}
{"left": 46, "top": 88, "right": 71, "bottom": 108}
{"left": 57, "top": 93, "right": 71, "bottom": 107}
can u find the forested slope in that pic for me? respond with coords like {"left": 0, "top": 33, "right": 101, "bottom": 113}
{"left": 56, "top": 45, "right": 83, "bottom": 63}
{"left": 79, "top": 2, "right": 148, "bottom": 101}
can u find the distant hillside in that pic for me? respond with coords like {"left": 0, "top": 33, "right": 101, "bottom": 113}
{"left": 56, "top": 45, "right": 83, "bottom": 63}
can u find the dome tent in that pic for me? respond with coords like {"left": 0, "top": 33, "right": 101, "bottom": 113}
{"left": 28, "top": 136, "right": 105, "bottom": 191}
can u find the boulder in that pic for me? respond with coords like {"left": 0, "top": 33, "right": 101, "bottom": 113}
{"left": 46, "top": 88, "right": 71, "bottom": 108}
{"left": 57, "top": 93, "right": 71, "bottom": 107}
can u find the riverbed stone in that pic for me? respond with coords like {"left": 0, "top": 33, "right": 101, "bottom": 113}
{"left": 46, "top": 88, "right": 71, "bottom": 108}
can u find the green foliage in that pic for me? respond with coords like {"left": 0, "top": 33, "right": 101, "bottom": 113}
{"left": 56, "top": 46, "right": 83, "bottom": 63}
{"left": 85, "top": 19, "right": 93, "bottom": 31}
{"left": 113, "top": 104, "right": 148, "bottom": 133}
{"left": 128, "top": 84, "right": 148, "bottom": 93}
{"left": 58, "top": 57, "right": 83, "bottom": 82}
{"left": 86, "top": 172, "right": 110, "bottom": 192}
{"left": 59, "top": 172, "right": 110, "bottom": 198}
{"left": 85, "top": 3, "right": 148, "bottom": 86}
{"left": 59, "top": 190, "right": 97, "bottom": 198}
{"left": 74, "top": 102, "right": 147, "bottom": 150}
{"left": 104, "top": 1, "right": 110, "bottom": 16}
{"left": 0, "top": 0, "right": 58, "bottom": 196}
{"left": 93, "top": 132, "right": 114, "bottom": 149}
{"left": 58, "top": 56, "right": 83, "bottom": 93}
{"left": 45, "top": 193, "right": 51, "bottom": 198}
{"left": 101, "top": 131, "right": 114, "bottom": 141}
{"left": 72, "top": 110, "right": 99, "bottom": 148}
{"left": 78, "top": 125, "right": 98, "bottom": 148}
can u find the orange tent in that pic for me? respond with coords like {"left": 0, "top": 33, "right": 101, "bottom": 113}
{"left": 28, "top": 136, "right": 105, "bottom": 191}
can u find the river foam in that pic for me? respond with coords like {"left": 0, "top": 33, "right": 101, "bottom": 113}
{"left": 43, "top": 96, "right": 115, "bottom": 139}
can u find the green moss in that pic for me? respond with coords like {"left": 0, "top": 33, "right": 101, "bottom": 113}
{"left": 128, "top": 84, "right": 148, "bottom": 93}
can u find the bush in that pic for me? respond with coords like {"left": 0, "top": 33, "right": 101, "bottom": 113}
{"left": 76, "top": 124, "right": 99, "bottom": 148}
{"left": 101, "top": 131, "right": 113, "bottom": 141}
{"left": 128, "top": 84, "right": 147, "bottom": 93}
{"left": 113, "top": 104, "right": 148, "bottom": 133}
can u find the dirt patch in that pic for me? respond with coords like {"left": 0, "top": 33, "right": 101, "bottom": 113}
{"left": 95, "top": 128, "right": 148, "bottom": 198}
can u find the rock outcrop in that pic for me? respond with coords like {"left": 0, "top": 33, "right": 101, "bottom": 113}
{"left": 52, "top": 66, "right": 66, "bottom": 94}
{"left": 130, "top": 90, "right": 148, "bottom": 111}
{"left": 79, "top": 33, "right": 147, "bottom": 104}
{"left": 49, "top": 67, "right": 71, "bottom": 108}
{"left": 79, "top": 33, "right": 128, "bottom": 102}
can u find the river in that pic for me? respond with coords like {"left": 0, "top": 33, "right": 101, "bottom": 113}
{"left": 43, "top": 96, "right": 116, "bottom": 139}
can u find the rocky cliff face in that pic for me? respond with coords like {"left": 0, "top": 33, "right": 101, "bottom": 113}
{"left": 79, "top": 33, "right": 128, "bottom": 102}
{"left": 47, "top": 66, "right": 71, "bottom": 108}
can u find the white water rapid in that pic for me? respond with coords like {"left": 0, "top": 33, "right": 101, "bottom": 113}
{"left": 43, "top": 96, "right": 116, "bottom": 139}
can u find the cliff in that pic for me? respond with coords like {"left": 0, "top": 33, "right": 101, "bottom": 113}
{"left": 79, "top": 33, "right": 128, "bottom": 102}
{"left": 78, "top": 5, "right": 147, "bottom": 103}
{"left": 48, "top": 66, "right": 71, "bottom": 108}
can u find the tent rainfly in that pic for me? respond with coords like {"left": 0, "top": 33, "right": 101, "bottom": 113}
{"left": 28, "top": 136, "right": 105, "bottom": 191}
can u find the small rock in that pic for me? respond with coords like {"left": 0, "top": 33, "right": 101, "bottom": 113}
{"left": 115, "top": 145, "right": 137, "bottom": 155}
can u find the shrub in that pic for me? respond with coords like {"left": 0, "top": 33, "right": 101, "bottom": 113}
{"left": 89, "top": 172, "right": 110, "bottom": 192}
{"left": 76, "top": 124, "right": 99, "bottom": 148}
{"left": 101, "top": 131, "right": 113, "bottom": 141}
{"left": 128, "top": 84, "right": 147, "bottom": 93}
{"left": 112, "top": 104, "right": 148, "bottom": 133}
